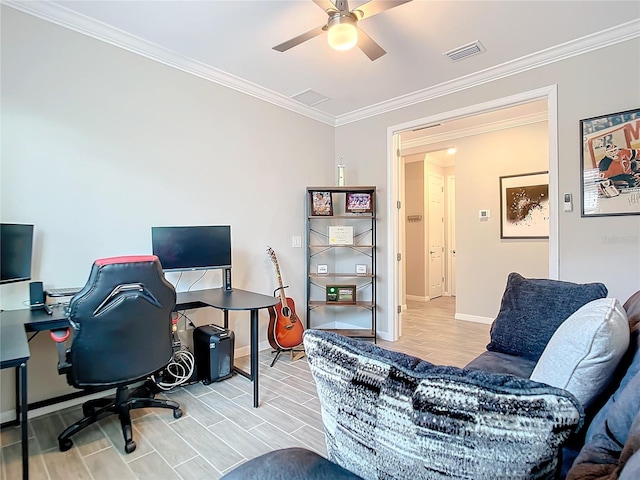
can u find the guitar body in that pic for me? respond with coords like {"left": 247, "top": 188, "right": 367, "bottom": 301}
{"left": 267, "top": 297, "right": 304, "bottom": 350}
{"left": 266, "top": 247, "right": 305, "bottom": 351}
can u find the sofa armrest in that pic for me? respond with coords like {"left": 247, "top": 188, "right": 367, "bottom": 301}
{"left": 221, "top": 448, "right": 361, "bottom": 480}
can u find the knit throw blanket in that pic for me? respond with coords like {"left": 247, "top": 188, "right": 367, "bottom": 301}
{"left": 304, "top": 330, "right": 584, "bottom": 480}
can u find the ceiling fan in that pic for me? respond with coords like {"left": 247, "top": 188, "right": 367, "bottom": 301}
{"left": 273, "top": 0, "right": 413, "bottom": 61}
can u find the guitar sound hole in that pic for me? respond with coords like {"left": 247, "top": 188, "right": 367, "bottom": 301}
{"left": 282, "top": 307, "right": 290, "bottom": 317}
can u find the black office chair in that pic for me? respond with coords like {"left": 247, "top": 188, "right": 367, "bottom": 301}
{"left": 50, "top": 255, "right": 182, "bottom": 454}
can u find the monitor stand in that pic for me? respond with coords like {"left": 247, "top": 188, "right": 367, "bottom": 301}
{"left": 224, "top": 268, "right": 233, "bottom": 292}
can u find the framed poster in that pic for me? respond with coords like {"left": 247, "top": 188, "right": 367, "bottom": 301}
{"left": 345, "top": 192, "right": 373, "bottom": 213}
{"left": 310, "top": 191, "right": 333, "bottom": 216}
{"left": 580, "top": 108, "right": 640, "bottom": 217}
{"left": 500, "top": 172, "right": 549, "bottom": 239}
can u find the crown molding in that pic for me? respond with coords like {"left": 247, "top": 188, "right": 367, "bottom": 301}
{"left": 336, "top": 19, "right": 640, "bottom": 126}
{"left": 4, "top": 1, "right": 638, "bottom": 128}
{"left": 3, "top": 0, "right": 336, "bottom": 126}
{"left": 400, "top": 111, "right": 548, "bottom": 153}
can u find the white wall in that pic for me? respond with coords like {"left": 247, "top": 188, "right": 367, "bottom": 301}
{"left": 1, "top": 8, "right": 334, "bottom": 409}
{"left": 335, "top": 38, "right": 640, "bottom": 334}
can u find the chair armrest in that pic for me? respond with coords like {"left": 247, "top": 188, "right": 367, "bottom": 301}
{"left": 49, "top": 328, "right": 71, "bottom": 373}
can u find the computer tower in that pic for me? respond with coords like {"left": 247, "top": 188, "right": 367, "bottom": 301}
{"left": 193, "top": 325, "right": 234, "bottom": 384}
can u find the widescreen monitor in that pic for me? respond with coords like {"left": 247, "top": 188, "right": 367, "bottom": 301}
{"left": 151, "top": 225, "right": 232, "bottom": 272}
{"left": 1, "top": 223, "right": 35, "bottom": 284}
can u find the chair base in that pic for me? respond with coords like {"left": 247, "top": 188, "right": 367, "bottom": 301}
{"left": 58, "top": 381, "right": 182, "bottom": 454}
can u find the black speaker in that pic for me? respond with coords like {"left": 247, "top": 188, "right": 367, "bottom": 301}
{"left": 224, "top": 268, "right": 232, "bottom": 291}
{"left": 193, "top": 325, "right": 234, "bottom": 384}
{"left": 29, "top": 281, "right": 44, "bottom": 309}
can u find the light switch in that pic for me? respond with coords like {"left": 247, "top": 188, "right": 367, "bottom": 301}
{"left": 292, "top": 236, "right": 302, "bottom": 248}
{"left": 479, "top": 209, "right": 490, "bottom": 219}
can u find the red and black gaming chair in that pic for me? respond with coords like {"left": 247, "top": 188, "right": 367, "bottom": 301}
{"left": 50, "top": 255, "right": 182, "bottom": 454}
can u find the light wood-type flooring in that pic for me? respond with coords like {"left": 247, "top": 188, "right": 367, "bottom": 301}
{"left": 1, "top": 297, "right": 490, "bottom": 480}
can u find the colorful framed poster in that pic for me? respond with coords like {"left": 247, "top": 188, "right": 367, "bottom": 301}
{"left": 580, "top": 108, "right": 640, "bottom": 217}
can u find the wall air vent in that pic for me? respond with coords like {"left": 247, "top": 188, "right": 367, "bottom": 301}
{"left": 443, "top": 40, "right": 486, "bottom": 62}
{"left": 291, "top": 89, "right": 329, "bottom": 107}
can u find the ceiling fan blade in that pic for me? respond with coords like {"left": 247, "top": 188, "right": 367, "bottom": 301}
{"left": 312, "top": 0, "right": 339, "bottom": 14}
{"left": 273, "top": 25, "right": 326, "bottom": 52}
{"left": 358, "top": 28, "right": 386, "bottom": 61}
{"left": 353, "top": 0, "right": 412, "bottom": 20}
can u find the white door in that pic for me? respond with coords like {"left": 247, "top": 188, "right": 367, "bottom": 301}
{"left": 448, "top": 176, "right": 456, "bottom": 296}
{"left": 428, "top": 173, "right": 444, "bottom": 299}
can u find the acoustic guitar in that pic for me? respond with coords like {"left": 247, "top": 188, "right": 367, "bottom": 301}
{"left": 266, "top": 247, "right": 304, "bottom": 350}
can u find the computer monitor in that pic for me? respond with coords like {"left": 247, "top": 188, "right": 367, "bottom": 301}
{"left": 1, "top": 223, "right": 35, "bottom": 285}
{"left": 151, "top": 225, "right": 232, "bottom": 272}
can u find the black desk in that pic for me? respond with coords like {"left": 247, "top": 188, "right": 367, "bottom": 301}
{"left": 175, "top": 288, "right": 279, "bottom": 408}
{"left": 0, "top": 287, "right": 278, "bottom": 480}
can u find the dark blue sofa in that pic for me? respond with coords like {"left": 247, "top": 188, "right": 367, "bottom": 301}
{"left": 222, "top": 286, "right": 640, "bottom": 480}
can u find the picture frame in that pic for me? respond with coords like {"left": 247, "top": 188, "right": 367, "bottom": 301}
{"left": 317, "top": 264, "right": 328, "bottom": 274}
{"left": 345, "top": 192, "right": 373, "bottom": 214}
{"left": 326, "top": 285, "right": 357, "bottom": 304}
{"left": 328, "top": 225, "right": 354, "bottom": 245}
{"left": 310, "top": 191, "right": 333, "bottom": 216}
{"left": 499, "top": 171, "right": 549, "bottom": 239}
{"left": 580, "top": 108, "right": 640, "bottom": 217}
{"left": 355, "top": 264, "right": 367, "bottom": 275}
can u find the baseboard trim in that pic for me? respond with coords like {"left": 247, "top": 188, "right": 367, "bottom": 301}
{"left": 454, "top": 313, "right": 494, "bottom": 325}
{"left": 406, "top": 295, "right": 428, "bottom": 302}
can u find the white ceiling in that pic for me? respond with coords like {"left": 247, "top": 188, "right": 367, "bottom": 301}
{"left": 5, "top": 1, "right": 640, "bottom": 126}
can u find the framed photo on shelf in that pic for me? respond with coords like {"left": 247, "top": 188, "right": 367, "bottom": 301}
{"left": 580, "top": 108, "right": 640, "bottom": 217}
{"left": 328, "top": 225, "right": 354, "bottom": 245}
{"left": 499, "top": 171, "right": 549, "bottom": 239}
{"left": 317, "top": 264, "right": 328, "bottom": 274}
{"left": 326, "top": 285, "right": 356, "bottom": 304}
{"left": 310, "top": 191, "right": 333, "bottom": 216}
{"left": 345, "top": 192, "right": 373, "bottom": 214}
{"left": 355, "top": 264, "right": 367, "bottom": 275}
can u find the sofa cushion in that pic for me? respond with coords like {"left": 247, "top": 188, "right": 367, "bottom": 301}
{"left": 487, "top": 272, "right": 608, "bottom": 361}
{"left": 530, "top": 298, "right": 629, "bottom": 409}
{"left": 220, "top": 448, "right": 362, "bottom": 480}
{"left": 465, "top": 350, "right": 537, "bottom": 378}
{"left": 304, "top": 329, "right": 584, "bottom": 480}
{"left": 567, "top": 372, "right": 640, "bottom": 479}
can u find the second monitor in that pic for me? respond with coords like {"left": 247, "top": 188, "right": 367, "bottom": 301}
{"left": 151, "top": 225, "right": 232, "bottom": 290}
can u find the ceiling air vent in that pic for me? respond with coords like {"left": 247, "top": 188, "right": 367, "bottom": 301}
{"left": 443, "top": 41, "right": 485, "bottom": 62}
{"left": 291, "top": 89, "right": 329, "bottom": 107}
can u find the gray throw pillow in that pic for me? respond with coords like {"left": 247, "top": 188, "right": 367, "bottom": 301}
{"left": 305, "top": 329, "right": 584, "bottom": 480}
{"left": 487, "top": 272, "right": 607, "bottom": 361}
{"left": 530, "top": 298, "right": 629, "bottom": 409}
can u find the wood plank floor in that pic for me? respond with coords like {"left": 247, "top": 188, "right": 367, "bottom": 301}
{"left": 0, "top": 297, "right": 490, "bottom": 479}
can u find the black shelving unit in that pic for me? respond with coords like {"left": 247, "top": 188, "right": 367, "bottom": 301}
{"left": 305, "top": 186, "right": 376, "bottom": 341}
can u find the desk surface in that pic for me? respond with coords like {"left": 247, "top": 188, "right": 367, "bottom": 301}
{"left": 176, "top": 288, "right": 279, "bottom": 311}
{"left": 1, "top": 288, "right": 279, "bottom": 368}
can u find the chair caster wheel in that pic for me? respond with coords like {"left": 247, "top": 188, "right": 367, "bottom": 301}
{"left": 59, "top": 438, "right": 73, "bottom": 452}
{"left": 173, "top": 408, "right": 183, "bottom": 419}
{"left": 125, "top": 441, "right": 136, "bottom": 454}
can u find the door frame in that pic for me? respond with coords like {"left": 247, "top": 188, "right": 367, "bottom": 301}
{"left": 386, "top": 85, "right": 559, "bottom": 341}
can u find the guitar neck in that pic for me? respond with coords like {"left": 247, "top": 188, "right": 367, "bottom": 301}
{"left": 274, "top": 263, "right": 288, "bottom": 306}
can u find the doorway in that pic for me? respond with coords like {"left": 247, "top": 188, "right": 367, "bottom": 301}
{"left": 388, "top": 85, "right": 559, "bottom": 341}
{"left": 402, "top": 151, "right": 451, "bottom": 303}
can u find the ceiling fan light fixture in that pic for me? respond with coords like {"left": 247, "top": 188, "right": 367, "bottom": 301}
{"left": 327, "top": 14, "right": 358, "bottom": 51}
